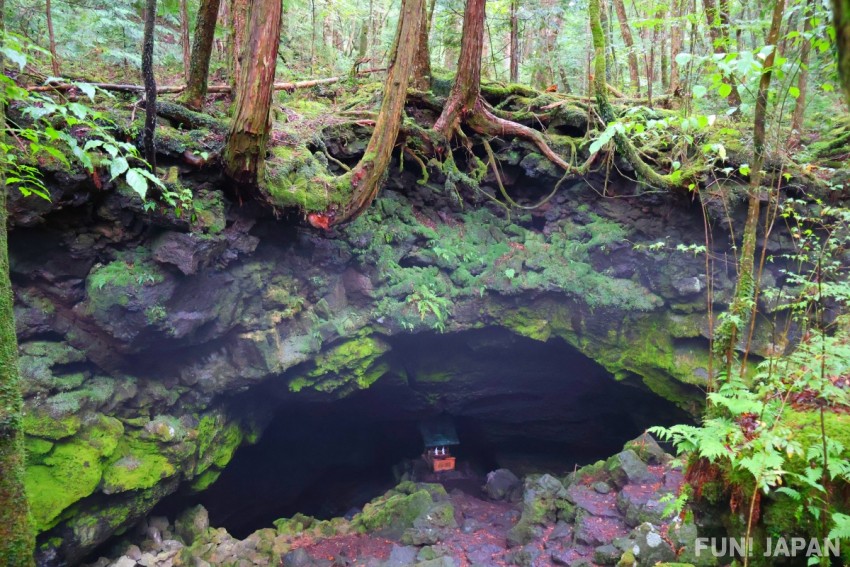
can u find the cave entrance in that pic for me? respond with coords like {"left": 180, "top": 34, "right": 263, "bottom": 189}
{"left": 157, "top": 327, "right": 693, "bottom": 539}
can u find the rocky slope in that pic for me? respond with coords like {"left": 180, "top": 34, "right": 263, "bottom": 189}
{"left": 7, "top": 121, "right": 800, "bottom": 564}
{"left": 88, "top": 436, "right": 709, "bottom": 567}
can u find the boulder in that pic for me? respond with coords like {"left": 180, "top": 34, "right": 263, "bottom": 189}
{"left": 630, "top": 522, "right": 676, "bottom": 565}
{"left": 606, "top": 450, "right": 653, "bottom": 488}
{"left": 483, "top": 468, "right": 522, "bottom": 502}
{"left": 175, "top": 505, "right": 209, "bottom": 545}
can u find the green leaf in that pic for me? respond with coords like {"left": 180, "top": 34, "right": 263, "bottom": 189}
{"left": 125, "top": 169, "right": 148, "bottom": 199}
{"left": 110, "top": 156, "right": 129, "bottom": 180}
{"left": 76, "top": 82, "right": 96, "bottom": 102}
{"left": 718, "top": 83, "right": 733, "bottom": 98}
{"left": 788, "top": 86, "right": 800, "bottom": 99}
{"left": 674, "top": 52, "right": 692, "bottom": 67}
{"left": 1, "top": 47, "right": 27, "bottom": 71}
{"left": 692, "top": 85, "right": 707, "bottom": 98}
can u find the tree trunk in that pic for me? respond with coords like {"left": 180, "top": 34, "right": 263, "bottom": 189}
{"left": 412, "top": 0, "right": 432, "bottom": 90}
{"left": 833, "top": 0, "right": 850, "bottom": 106}
{"left": 357, "top": 19, "right": 368, "bottom": 61}
{"left": 223, "top": 0, "right": 282, "bottom": 185}
{"left": 659, "top": 8, "right": 669, "bottom": 92}
{"left": 142, "top": 0, "right": 157, "bottom": 169}
{"left": 434, "top": 0, "right": 486, "bottom": 133}
{"left": 180, "top": 0, "right": 191, "bottom": 81}
{"left": 791, "top": 0, "right": 813, "bottom": 134}
{"left": 319, "top": 0, "right": 425, "bottom": 226}
{"left": 180, "top": 0, "right": 222, "bottom": 111}
{"left": 509, "top": 0, "right": 518, "bottom": 82}
{"left": 533, "top": 0, "right": 559, "bottom": 88}
{"left": 46, "top": 0, "right": 59, "bottom": 76}
{"left": 703, "top": 0, "right": 742, "bottom": 109}
{"left": 0, "top": 2, "right": 37, "bottom": 563}
{"left": 612, "top": 0, "right": 640, "bottom": 95}
{"left": 669, "top": 0, "right": 685, "bottom": 94}
{"left": 720, "top": 0, "right": 785, "bottom": 373}
{"left": 230, "top": 0, "right": 249, "bottom": 91}
{"left": 433, "top": 0, "right": 582, "bottom": 174}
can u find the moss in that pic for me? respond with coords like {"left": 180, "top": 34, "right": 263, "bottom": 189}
{"left": 189, "top": 469, "right": 221, "bottom": 492}
{"left": 289, "top": 336, "right": 390, "bottom": 394}
{"left": 25, "top": 438, "right": 104, "bottom": 531}
{"left": 502, "top": 310, "right": 552, "bottom": 342}
{"left": 25, "top": 437, "right": 54, "bottom": 458}
{"left": 102, "top": 437, "right": 176, "bottom": 494}
{"left": 194, "top": 413, "right": 244, "bottom": 477}
{"left": 23, "top": 408, "right": 81, "bottom": 440}
{"left": 85, "top": 248, "right": 167, "bottom": 313}
{"left": 262, "top": 144, "right": 352, "bottom": 212}
{"left": 353, "top": 489, "right": 433, "bottom": 533}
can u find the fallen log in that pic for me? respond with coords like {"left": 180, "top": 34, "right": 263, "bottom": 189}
{"left": 25, "top": 69, "right": 386, "bottom": 95}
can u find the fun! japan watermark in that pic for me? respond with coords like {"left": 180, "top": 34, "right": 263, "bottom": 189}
{"left": 695, "top": 537, "right": 840, "bottom": 559}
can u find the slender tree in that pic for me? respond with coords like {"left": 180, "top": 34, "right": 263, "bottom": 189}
{"left": 791, "top": 0, "right": 813, "bottom": 135}
{"left": 509, "top": 0, "right": 519, "bottom": 82}
{"left": 669, "top": 0, "right": 685, "bottom": 94}
{"left": 0, "top": 2, "right": 36, "bottom": 563}
{"left": 180, "top": 0, "right": 222, "bottom": 111}
{"left": 142, "top": 0, "right": 157, "bottom": 169}
{"left": 223, "top": 0, "right": 282, "bottom": 184}
{"left": 180, "top": 0, "right": 191, "bottom": 81}
{"left": 612, "top": 0, "right": 640, "bottom": 95}
{"left": 717, "top": 0, "right": 786, "bottom": 375}
{"left": 46, "top": 0, "right": 59, "bottom": 76}
{"left": 230, "top": 0, "right": 249, "bottom": 90}
{"left": 833, "top": 0, "right": 850, "bottom": 105}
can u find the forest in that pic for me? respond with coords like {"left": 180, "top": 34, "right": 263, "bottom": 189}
{"left": 2, "top": 0, "right": 850, "bottom": 566}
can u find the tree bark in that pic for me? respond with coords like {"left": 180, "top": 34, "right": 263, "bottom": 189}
{"left": 612, "top": 0, "right": 640, "bottom": 95}
{"left": 0, "top": 1, "right": 37, "bottom": 563}
{"left": 833, "top": 0, "right": 850, "bottom": 106}
{"left": 230, "top": 0, "right": 249, "bottom": 91}
{"left": 142, "top": 0, "right": 157, "bottom": 169}
{"left": 46, "top": 0, "right": 59, "bottom": 76}
{"left": 791, "top": 0, "right": 813, "bottom": 134}
{"left": 181, "top": 0, "right": 222, "bottom": 111}
{"left": 180, "top": 0, "right": 191, "bottom": 82}
{"left": 318, "top": 0, "right": 425, "bottom": 226}
{"left": 669, "top": 0, "right": 685, "bottom": 94}
{"left": 412, "top": 0, "right": 432, "bottom": 90}
{"left": 433, "top": 0, "right": 585, "bottom": 175}
{"left": 223, "top": 0, "right": 282, "bottom": 185}
{"left": 703, "top": 0, "right": 742, "bottom": 109}
{"left": 509, "top": 0, "right": 519, "bottom": 82}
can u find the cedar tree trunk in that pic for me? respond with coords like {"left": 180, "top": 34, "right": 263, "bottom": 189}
{"left": 230, "top": 0, "right": 249, "bottom": 90}
{"left": 321, "top": 0, "right": 425, "bottom": 225}
{"left": 223, "top": 0, "right": 282, "bottom": 184}
{"left": 181, "top": 0, "right": 222, "bottom": 111}
{"left": 412, "top": 0, "right": 432, "bottom": 90}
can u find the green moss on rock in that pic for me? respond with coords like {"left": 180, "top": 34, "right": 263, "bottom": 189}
{"left": 102, "top": 437, "right": 176, "bottom": 494}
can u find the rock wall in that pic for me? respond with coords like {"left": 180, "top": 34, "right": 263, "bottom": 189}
{"left": 7, "top": 143, "right": 793, "bottom": 564}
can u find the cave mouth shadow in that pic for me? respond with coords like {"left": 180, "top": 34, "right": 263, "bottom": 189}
{"left": 155, "top": 326, "right": 694, "bottom": 539}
